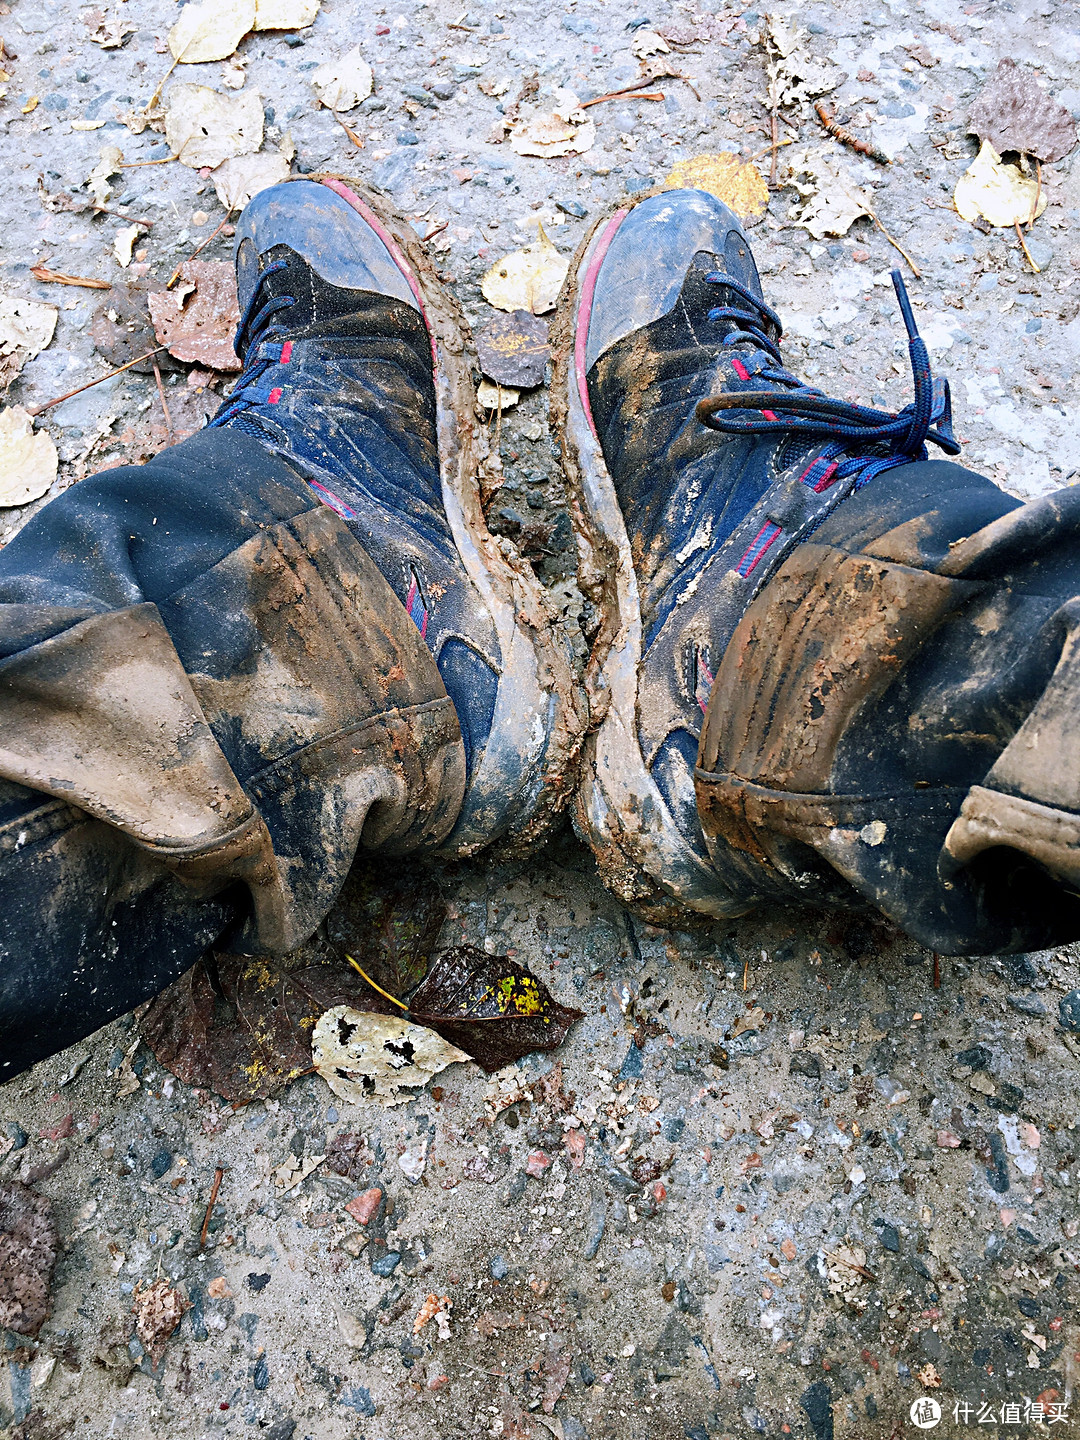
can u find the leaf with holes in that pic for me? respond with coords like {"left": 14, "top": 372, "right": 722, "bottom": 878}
{"left": 312, "top": 1007, "right": 469, "bottom": 1106}
{"left": 407, "top": 946, "right": 583, "bottom": 1074}
{"left": 164, "top": 83, "right": 264, "bottom": 169}
{"left": 147, "top": 259, "right": 242, "bottom": 370}
{"left": 954, "top": 140, "right": 1047, "bottom": 228}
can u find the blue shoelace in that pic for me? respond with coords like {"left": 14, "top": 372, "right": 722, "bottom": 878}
{"left": 695, "top": 268, "right": 960, "bottom": 490}
{"left": 209, "top": 260, "right": 297, "bottom": 429}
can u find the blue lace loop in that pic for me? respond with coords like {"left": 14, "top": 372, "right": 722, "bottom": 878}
{"left": 209, "top": 260, "right": 297, "bottom": 428}
{"left": 695, "top": 268, "right": 959, "bottom": 490}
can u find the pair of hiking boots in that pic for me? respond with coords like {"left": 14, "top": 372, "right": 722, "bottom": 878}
{"left": 210, "top": 178, "right": 1077, "bottom": 953}
{"left": 2, "top": 176, "right": 1078, "bottom": 1076}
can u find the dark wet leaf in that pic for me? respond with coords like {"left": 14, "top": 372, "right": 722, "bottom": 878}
{"left": 407, "top": 945, "right": 582, "bottom": 1073}
{"left": 476, "top": 309, "right": 550, "bottom": 388}
{"left": 0, "top": 1182, "right": 57, "bottom": 1338}
{"left": 91, "top": 278, "right": 184, "bottom": 374}
{"left": 969, "top": 59, "right": 1078, "bottom": 163}
{"left": 139, "top": 952, "right": 396, "bottom": 1102}
{"left": 324, "top": 854, "right": 447, "bottom": 999}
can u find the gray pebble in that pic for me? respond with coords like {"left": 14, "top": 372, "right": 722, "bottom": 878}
{"left": 150, "top": 1147, "right": 173, "bottom": 1179}
{"left": 583, "top": 1196, "right": 605, "bottom": 1259}
{"left": 556, "top": 198, "right": 588, "bottom": 218}
{"left": 4, "top": 1121, "right": 28, "bottom": 1150}
{"left": 1059, "top": 988, "right": 1080, "bottom": 1033}
{"left": 1007, "top": 993, "right": 1047, "bottom": 1016}
{"left": 489, "top": 1254, "right": 508, "bottom": 1280}
{"left": 371, "top": 1250, "right": 401, "bottom": 1277}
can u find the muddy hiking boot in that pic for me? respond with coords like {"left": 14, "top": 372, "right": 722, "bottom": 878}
{"left": 0, "top": 177, "right": 580, "bottom": 1077}
{"left": 556, "top": 187, "right": 1080, "bottom": 955}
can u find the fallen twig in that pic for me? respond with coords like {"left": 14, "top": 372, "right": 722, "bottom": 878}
{"left": 870, "top": 210, "right": 922, "bottom": 280}
{"left": 581, "top": 89, "right": 664, "bottom": 109}
{"left": 825, "top": 1250, "right": 877, "bottom": 1282}
{"left": 332, "top": 110, "right": 366, "bottom": 149}
{"left": 151, "top": 353, "right": 173, "bottom": 445}
{"left": 166, "top": 210, "right": 235, "bottom": 289}
{"left": 30, "top": 266, "right": 111, "bottom": 290}
{"left": 815, "top": 102, "right": 890, "bottom": 166}
{"left": 1015, "top": 219, "right": 1040, "bottom": 273}
{"left": 345, "top": 954, "right": 409, "bottom": 1013}
{"left": 118, "top": 155, "right": 177, "bottom": 168}
{"left": 199, "top": 1166, "right": 225, "bottom": 1248}
{"left": 29, "top": 346, "right": 168, "bottom": 416}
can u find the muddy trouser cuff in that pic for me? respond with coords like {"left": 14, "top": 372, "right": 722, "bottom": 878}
{"left": 0, "top": 429, "right": 465, "bottom": 1078}
{"left": 693, "top": 463, "right": 1080, "bottom": 955}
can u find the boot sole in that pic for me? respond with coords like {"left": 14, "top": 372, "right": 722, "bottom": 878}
{"left": 310, "top": 176, "right": 585, "bottom": 857}
{"left": 551, "top": 193, "right": 752, "bottom": 921}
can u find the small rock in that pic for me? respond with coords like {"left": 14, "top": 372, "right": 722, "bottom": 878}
{"left": 396, "top": 131, "right": 420, "bottom": 146}
{"left": 1058, "top": 989, "right": 1080, "bottom": 1033}
{"left": 371, "top": 1250, "right": 401, "bottom": 1278}
{"left": 556, "top": 197, "right": 588, "bottom": 218}
{"left": 1007, "top": 993, "right": 1046, "bottom": 1016}
{"left": 789, "top": 1053, "right": 821, "bottom": 1080}
{"left": 489, "top": 1254, "right": 508, "bottom": 1280}
{"left": 875, "top": 1220, "right": 900, "bottom": 1253}
{"left": 265, "top": 1422, "right": 296, "bottom": 1440}
{"left": 431, "top": 81, "right": 456, "bottom": 100}
{"left": 345, "top": 1188, "right": 382, "bottom": 1226}
{"left": 583, "top": 1196, "right": 605, "bottom": 1259}
{"left": 525, "top": 1150, "right": 552, "bottom": 1178}
{"left": 956, "top": 1043, "right": 991, "bottom": 1071}
{"left": 246, "top": 1273, "right": 271, "bottom": 1292}
{"left": 149, "top": 1148, "right": 173, "bottom": 1180}
{"left": 4, "top": 1123, "right": 28, "bottom": 1151}
{"left": 253, "top": 1354, "right": 269, "bottom": 1389}
{"left": 1025, "top": 238, "right": 1053, "bottom": 271}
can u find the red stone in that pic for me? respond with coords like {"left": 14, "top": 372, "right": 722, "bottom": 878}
{"left": 345, "top": 1187, "right": 382, "bottom": 1225}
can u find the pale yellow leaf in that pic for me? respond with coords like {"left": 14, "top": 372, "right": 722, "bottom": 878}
{"left": 169, "top": 0, "right": 255, "bottom": 64}
{"left": 954, "top": 139, "right": 1047, "bottom": 228}
{"left": 476, "top": 379, "right": 520, "bottom": 409}
{"left": 632, "top": 29, "right": 670, "bottom": 59}
{"left": 212, "top": 150, "right": 291, "bottom": 211}
{"left": 664, "top": 152, "right": 769, "bottom": 220}
{"left": 0, "top": 406, "right": 58, "bottom": 509}
{"left": 71, "top": 118, "right": 107, "bottom": 131}
{"left": 312, "top": 1006, "right": 469, "bottom": 1107}
{"left": 481, "top": 227, "right": 569, "bottom": 315}
{"left": 311, "top": 47, "right": 373, "bottom": 112}
{"left": 113, "top": 223, "right": 139, "bottom": 268}
{"left": 253, "top": 0, "right": 320, "bottom": 29}
{"left": 164, "top": 83, "right": 264, "bottom": 168}
{"left": 87, "top": 144, "right": 125, "bottom": 205}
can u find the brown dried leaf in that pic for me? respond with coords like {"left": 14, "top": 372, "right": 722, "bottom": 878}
{"left": 91, "top": 278, "right": 184, "bottom": 373}
{"left": 969, "top": 58, "right": 1078, "bottom": 162}
{"left": 147, "top": 260, "right": 242, "bottom": 370}
{"left": 0, "top": 1183, "right": 57, "bottom": 1338}
{"left": 132, "top": 1280, "right": 186, "bottom": 1366}
{"left": 476, "top": 309, "right": 550, "bottom": 388}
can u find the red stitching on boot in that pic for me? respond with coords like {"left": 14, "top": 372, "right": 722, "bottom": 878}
{"left": 731, "top": 356, "right": 750, "bottom": 381}
{"left": 280, "top": 341, "right": 293, "bottom": 363}
{"left": 268, "top": 387, "right": 283, "bottom": 404}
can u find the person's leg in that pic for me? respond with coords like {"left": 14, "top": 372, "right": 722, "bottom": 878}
{"left": 0, "top": 427, "right": 466, "bottom": 1079}
{"left": 1, "top": 177, "right": 580, "bottom": 1079}
{"left": 557, "top": 188, "right": 1080, "bottom": 954}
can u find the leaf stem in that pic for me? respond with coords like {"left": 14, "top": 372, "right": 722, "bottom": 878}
{"left": 345, "top": 955, "right": 409, "bottom": 1012}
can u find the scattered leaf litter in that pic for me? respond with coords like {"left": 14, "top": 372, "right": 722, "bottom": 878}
{"left": 212, "top": 150, "right": 292, "bottom": 211}
{"left": 509, "top": 88, "right": 594, "bottom": 159}
{"left": 783, "top": 147, "right": 874, "bottom": 238}
{"left": 969, "top": 58, "right": 1078, "bottom": 163}
{"left": 132, "top": 1280, "right": 187, "bottom": 1366}
{"left": 147, "top": 260, "right": 242, "bottom": 370}
{"left": 0, "top": 1182, "right": 57, "bottom": 1338}
{"left": 164, "top": 84, "right": 264, "bottom": 168}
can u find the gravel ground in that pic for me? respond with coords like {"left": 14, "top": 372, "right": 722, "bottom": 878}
{"left": 2, "top": 0, "right": 1080, "bottom": 1435}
